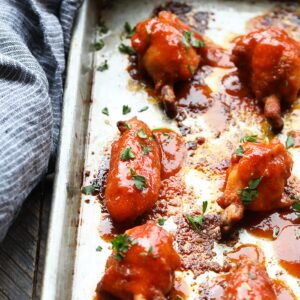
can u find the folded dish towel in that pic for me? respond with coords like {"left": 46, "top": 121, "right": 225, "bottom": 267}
{"left": 0, "top": 0, "right": 82, "bottom": 241}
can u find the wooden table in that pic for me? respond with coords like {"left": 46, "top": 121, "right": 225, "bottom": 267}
{"left": 0, "top": 175, "right": 53, "bottom": 300}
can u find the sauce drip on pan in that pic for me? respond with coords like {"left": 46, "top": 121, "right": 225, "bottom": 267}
{"left": 244, "top": 209, "right": 300, "bottom": 240}
{"left": 226, "top": 243, "right": 264, "bottom": 264}
{"left": 274, "top": 225, "right": 300, "bottom": 278}
{"left": 152, "top": 128, "right": 186, "bottom": 179}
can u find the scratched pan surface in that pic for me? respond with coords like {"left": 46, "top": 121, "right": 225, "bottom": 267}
{"left": 46, "top": 0, "right": 300, "bottom": 299}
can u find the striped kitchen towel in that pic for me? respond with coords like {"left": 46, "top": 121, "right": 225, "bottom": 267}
{"left": 0, "top": 0, "right": 83, "bottom": 241}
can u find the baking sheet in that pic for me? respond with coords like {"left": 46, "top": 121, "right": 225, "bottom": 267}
{"left": 44, "top": 0, "right": 300, "bottom": 299}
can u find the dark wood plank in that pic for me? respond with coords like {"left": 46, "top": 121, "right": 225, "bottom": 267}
{"left": 0, "top": 175, "right": 53, "bottom": 300}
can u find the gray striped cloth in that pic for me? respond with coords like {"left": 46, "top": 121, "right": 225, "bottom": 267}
{"left": 0, "top": 0, "right": 83, "bottom": 241}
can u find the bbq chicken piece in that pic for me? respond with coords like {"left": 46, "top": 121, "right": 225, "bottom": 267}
{"left": 97, "top": 221, "right": 181, "bottom": 300}
{"left": 223, "top": 257, "right": 276, "bottom": 300}
{"left": 231, "top": 27, "right": 300, "bottom": 131}
{"left": 131, "top": 11, "right": 202, "bottom": 118}
{"left": 218, "top": 137, "right": 293, "bottom": 231}
{"left": 105, "top": 118, "right": 161, "bottom": 224}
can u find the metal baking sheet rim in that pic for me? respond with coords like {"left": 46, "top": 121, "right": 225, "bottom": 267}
{"left": 41, "top": 0, "right": 96, "bottom": 299}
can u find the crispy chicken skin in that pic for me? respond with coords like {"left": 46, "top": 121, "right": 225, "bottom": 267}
{"left": 131, "top": 11, "right": 202, "bottom": 117}
{"left": 223, "top": 257, "right": 276, "bottom": 300}
{"left": 105, "top": 118, "right": 161, "bottom": 223}
{"left": 218, "top": 138, "right": 293, "bottom": 231}
{"left": 231, "top": 27, "right": 300, "bottom": 131}
{"left": 97, "top": 221, "right": 181, "bottom": 300}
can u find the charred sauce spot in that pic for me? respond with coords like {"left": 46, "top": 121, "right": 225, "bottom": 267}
{"left": 174, "top": 214, "right": 223, "bottom": 277}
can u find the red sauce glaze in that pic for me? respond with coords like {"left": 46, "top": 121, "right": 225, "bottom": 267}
{"left": 221, "top": 71, "right": 250, "bottom": 98}
{"left": 226, "top": 244, "right": 265, "bottom": 264}
{"left": 152, "top": 128, "right": 186, "bottom": 179}
{"left": 231, "top": 27, "right": 300, "bottom": 104}
{"left": 105, "top": 117, "right": 161, "bottom": 224}
{"left": 223, "top": 257, "right": 277, "bottom": 299}
{"left": 274, "top": 225, "right": 300, "bottom": 278}
{"left": 273, "top": 280, "right": 297, "bottom": 300}
{"left": 131, "top": 11, "right": 201, "bottom": 88}
{"left": 97, "top": 221, "right": 180, "bottom": 300}
{"left": 245, "top": 209, "right": 300, "bottom": 240}
{"left": 207, "top": 275, "right": 296, "bottom": 300}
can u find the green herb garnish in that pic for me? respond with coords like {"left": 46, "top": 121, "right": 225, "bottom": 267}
{"left": 187, "top": 64, "right": 194, "bottom": 76}
{"left": 102, "top": 107, "right": 109, "bottom": 116}
{"left": 286, "top": 135, "right": 295, "bottom": 149}
{"left": 124, "top": 22, "right": 135, "bottom": 38}
{"left": 137, "top": 128, "right": 148, "bottom": 139}
{"left": 124, "top": 121, "right": 132, "bottom": 129}
{"left": 240, "top": 135, "right": 258, "bottom": 143}
{"left": 236, "top": 145, "right": 244, "bottom": 157}
{"left": 186, "top": 201, "right": 208, "bottom": 233}
{"left": 292, "top": 201, "right": 300, "bottom": 216}
{"left": 122, "top": 105, "right": 131, "bottom": 115}
{"left": 237, "top": 177, "right": 263, "bottom": 205}
{"left": 138, "top": 106, "right": 149, "bottom": 113}
{"left": 96, "top": 245, "right": 103, "bottom": 252}
{"left": 99, "top": 20, "right": 109, "bottom": 34}
{"left": 121, "top": 147, "right": 135, "bottom": 161}
{"left": 182, "top": 31, "right": 192, "bottom": 48}
{"left": 130, "top": 168, "right": 147, "bottom": 190}
{"left": 141, "top": 144, "right": 152, "bottom": 155}
{"left": 97, "top": 60, "right": 109, "bottom": 71}
{"left": 82, "top": 181, "right": 100, "bottom": 195}
{"left": 119, "top": 43, "right": 135, "bottom": 55}
{"left": 273, "top": 226, "right": 280, "bottom": 239}
{"left": 157, "top": 218, "right": 166, "bottom": 226}
{"left": 111, "top": 234, "right": 134, "bottom": 261}
{"left": 182, "top": 31, "right": 205, "bottom": 49}
{"left": 248, "top": 272, "right": 256, "bottom": 279}
{"left": 94, "top": 40, "right": 105, "bottom": 51}
{"left": 294, "top": 228, "right": 300, "bottom": 239}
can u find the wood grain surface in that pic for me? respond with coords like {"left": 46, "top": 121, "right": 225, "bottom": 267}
{"left": 0, "top": 175, "right": 53, "bottom": 300}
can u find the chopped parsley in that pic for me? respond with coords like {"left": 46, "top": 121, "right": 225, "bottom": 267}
{"left": 242, "top": 282, "right": 252, "bottom": 291}
{"left": 94, "top": 40, "right": 105, "bottom": 51}
{"left": 294, "top": 228, "right": 300, "bottom": 239}
{"left": 122, "top": 105, "right": 131, "bottom": 115}
{"left": 98, "top": 20, "right": 109, "bottom": 34}
{"left": 120, "top": 147, "right": 135, "bottom": 161}
{"left": 285, "top": 80, "right": 289, "bottom": 87}
{"left": 187, "top": 64, "right": 194, "bottom": 76}
{"left": 140, "top": 144, "right": 152, "bottom": 155}
{"left": 186, "top": 201, "right": 208, "bottom": 233}
{"left": 102, "top": 107, "right": 109, "bottom": 116}
{"left": 137, "top": 128, "right": 148, "bottom": 139}
{"left": 96, "top": 245, "right": 103, "bottom": 252}
{"left": 292, "top": 201, "right": 300, "bottom": 216}
{"left": 273, "top": 226, "right": 280, "bottom": 239}
{"left": 182, "top": 31, "right": 192, "bottom": 48}
{"left": 138, "top": 106, "right": 149, "bottom": 112}
{"left": 236, "top": 145, "right": 244, "bottom": 157}
{"left": 119, "top": 43, "right": 135, "bottom": 55}
{"left": 111, "top": 234, "right": 134, "bottom": 261}
{"left": 124, "top": 121, "right": 132, "bottom": 129}
{"left": 182, "top": 31, "right": 205, "bottom": 49}
{"left": 82, "top": 181, "right": 100, "bottom": 195}
{"left": 124, "top": 21, "right": 135, "bottom": 38}
{"left": 237, "top": 177, "right": 263, "bottom": 205}
{"left": 97, "top": 60, "right": 109, "bottom": 71}
{"left": 157, "top": 218, "right": 166, "bottom": 226}
{"left": 130, "top": 168, "right": 147, "bottom": 190}
{"left": 248, "top": 272, "right": 256, "bottom": 279}
{"left": 240, "top": 135, "right": 258, "bottom": 143}
{"left": 286, "top": 135, "right": 295, "bottom": 149}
